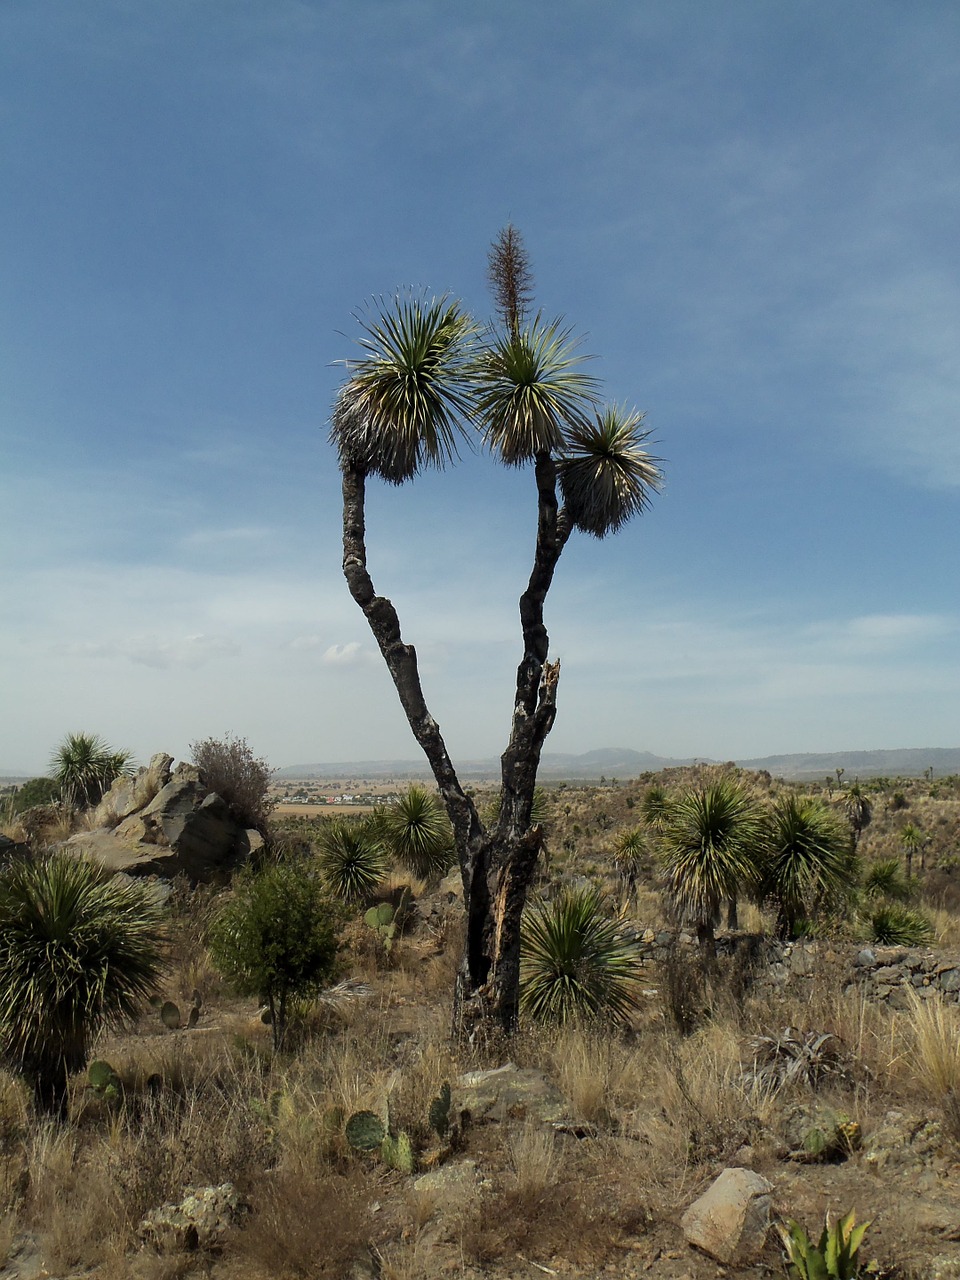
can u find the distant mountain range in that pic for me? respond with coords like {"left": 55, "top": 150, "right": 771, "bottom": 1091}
{"left": 277, "top": 746, "right": 960, "bottom": 783}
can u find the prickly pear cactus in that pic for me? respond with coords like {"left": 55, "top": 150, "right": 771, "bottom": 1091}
{"left": 345, "top": 1110, "right": 386, "bottom": 1151}
{"left": 428, "top": 1082, "right": 451, "bottom": 1139}
{"left": 87, "top": 1059, "right": 121, "bottom": 1102}
{"left": 381, "top": 1130, "right": 417, "bottom": 1174}
{"left": 160, "top": 1001, "right": 182, "bottom": 1030}
{"left": 364, "top": 902, "right": 399, "bottom": 952}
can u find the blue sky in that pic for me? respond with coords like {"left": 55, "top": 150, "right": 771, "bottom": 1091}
{"left": 3, "top": 1, "right": 960, "bottom": 775}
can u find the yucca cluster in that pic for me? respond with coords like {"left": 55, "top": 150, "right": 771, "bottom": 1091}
{"left": 316, "top": 785, "right": 456, "bottom": 901}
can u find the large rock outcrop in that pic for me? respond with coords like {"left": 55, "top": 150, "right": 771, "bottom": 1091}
{"left": 63, "top": 754, "right": 260, "bottom": 882}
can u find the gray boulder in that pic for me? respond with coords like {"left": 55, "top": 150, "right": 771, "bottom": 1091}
{"left": 63, "top": 757, "right": 251, "bottom": 882}
{"left": 140, "top": 1182, "right": 245, "bottom": 1252}
{"left": 92, "top": 753, "right": 173, "bottom": 827}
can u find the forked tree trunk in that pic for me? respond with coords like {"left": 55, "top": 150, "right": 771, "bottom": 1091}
{"left": 340, "top": 456, "right": 568, "bottom": 1036}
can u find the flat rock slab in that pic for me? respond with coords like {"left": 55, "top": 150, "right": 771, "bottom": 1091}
{"left": 455, "top": 1063, "right": 570, "bottom": 1126}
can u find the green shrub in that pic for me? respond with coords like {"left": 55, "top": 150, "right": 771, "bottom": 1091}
{"left": 4, "top": 777, "right": 60, "bottom": 817}
{"left": 316, "top": 818, "right": 387, "bottom": 903}
{"left": 519, "top": 886, "right": 642, "bottom": 1025}
{"left": 207, "top": 859, "right": 342, "bottom": 1049}
{"left": 190, "top": 734, "right": 274, "bottom": 831}
{"left": 0, "top": 853, "right": 165, "bottom": 1116}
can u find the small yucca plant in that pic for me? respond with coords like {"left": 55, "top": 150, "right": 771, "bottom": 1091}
{"left": 612, "top": 827, "right": 647, "bottom": 886}
{"left": 376, "top": 785, "right": 454, "bottom": 882}
{"left": 50, "top": 732, "right": 135, "bottom": 809}
{"left": 862, "top": 857, "right": 913, "bottom": 903}
{"left": 519, "top": 886, "right": 642, "bottom": 1025}
{"left": 0, "top": 853, "right": 165, "bottom": 1116}
{"left": 316, "top": 819, "right": 387, "bottom": 903}
{"left": 869, "top": 903, "right": 934, "bottom": 947}
{"left": 778, "top": 1210, "right": 870, "bottom": 1280}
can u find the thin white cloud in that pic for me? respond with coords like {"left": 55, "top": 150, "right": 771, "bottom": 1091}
{"left": 321, "top": 642, "right": 364, "bottom": 665}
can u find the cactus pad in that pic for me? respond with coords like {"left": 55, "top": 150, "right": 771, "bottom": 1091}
{"left": 345, "top": 1110, "right": 386, "bottom": 1151}
{"left": 160, "top": 1001, "right": 182, "bottom": 1029}
{"left": 429, "top": 1082, "right": 451, "bottom": 1138}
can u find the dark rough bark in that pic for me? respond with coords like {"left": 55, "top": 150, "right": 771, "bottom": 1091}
{"left": 340, "top": 455, "right": 569, "bottom": 1036}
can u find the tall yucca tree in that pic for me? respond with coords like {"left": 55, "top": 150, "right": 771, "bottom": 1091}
{"left": 332, "top": 226, "right": 662, "bottom": 1036}
{"left": 758, "top": 793, "right": 855, "bottom": 939}
{"left": 842, "top": 781, "right": 872, "bottom": 847}
{"left": 660, "top": 776, "right": 765, "bottom": 957}
{"left": 900, "top": 822, "right": 926, "bottom": 878}
{"left": 0, "top": 854, "right": 164, "bottom": 1117}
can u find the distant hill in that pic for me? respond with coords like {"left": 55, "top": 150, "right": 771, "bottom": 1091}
{"left": 277, "top": 745, "right": 960, "bottom": 782}
{"left": 737, "top": 747, "right": 960, "bottom": 781}
{"left": 277, "top": 748, "right": 703, "bottom": 781}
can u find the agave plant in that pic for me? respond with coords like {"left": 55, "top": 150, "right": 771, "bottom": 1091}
{"left": 759, "top": 793, "right": 855, "bottom": 940}
{"left": 749, "top": 1026, "right": 850, "bottom": 1090}
{"left": 376, "top": 785, "right": 454, "bottom": 882}
{"left": 558, "top": 406, "right": 662, "bottom": 538}
{"left": 50, "top": 732, "right": 135, "bottom": 809}
{"left": 330, "top": 293, "right": 477, "bottom": 484}
{"left": 0, "top": 853, "right": 165, "bottom": 1116}
{"left": 869, "top": 903, "right": 934, "bottom": 947}
{"left": 779, "top": 1210, "right": 871, "bottom": 1280}
{"left": 316, "top": 818, "right": 387, "bottom": 903}
{"left": 519, "top": 886, "right": 642, "bottom": 1025}
{"left": 660, "top": 776, "right": 765, "bottom": 956}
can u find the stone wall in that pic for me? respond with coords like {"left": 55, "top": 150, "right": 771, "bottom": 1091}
{"left": 624, "top": 925, "right": 960, "bottom": 1008}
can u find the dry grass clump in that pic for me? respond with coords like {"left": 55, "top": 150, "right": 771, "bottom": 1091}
{"left": 227, "top": 1163, "right": 373, "bottom": 1278}
{"left": 507, "top": 1120, "right": 558, "bottom": 1203}
{"left": 543, "top": 1024, "right": 646, "bottom": 1126}
{"left": 893, "top": 991, "right": 960, "bottom": 1139}
{"left": 460, "top": 1136, "right": 649, "bottom": 1269}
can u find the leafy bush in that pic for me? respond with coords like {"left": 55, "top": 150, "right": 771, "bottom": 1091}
{"left": 519, "top": 886, "right": 642, "bottom": 1025}
{"left": 207, "top": 859, "right": 342, "bottom": 1049}
{"left": 376, "top": 785, "right": 454, "bottom": 881}
{"left": 4, "top": 777, "right": 60, "bottom": 817}
{"left": 50, "top": 732, "right": 134, "bottom": 809}
{"left": 316, "top": 818, "right": 387, "bottom": 903}
{"left": 190, "top": 734, "right": 274, "bottom": 831}
{"left": 0, "top": 853, "right": 165, "bottom": 1116}
{"left": 869, "top": 903, "right": 934, "bottom": 946}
